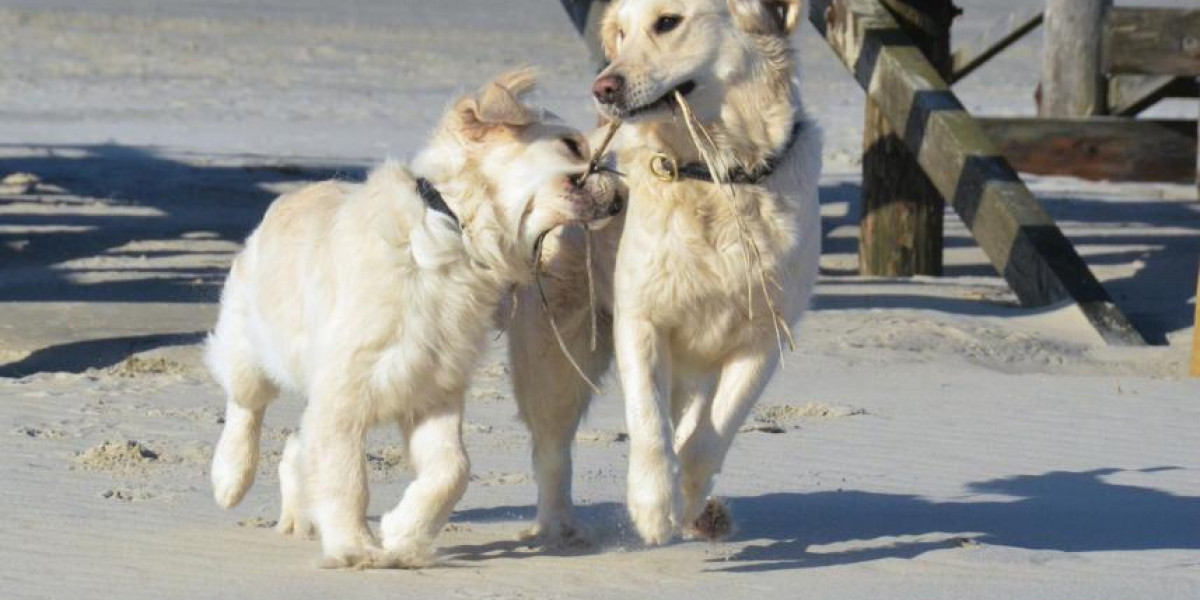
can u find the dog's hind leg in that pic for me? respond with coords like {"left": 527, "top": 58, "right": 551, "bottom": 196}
{"left": 299, "top": 378, "right": 379, "bottom": 568}
{"left": 675, "top": 344, "right": 778, "bottom": 538}
{"left": 277, "top": 433, "right": 314, "bottom": 538}
{"left": 206, "top": 291, "right": 279, "bottom": 509}
{"left": 508, "top": 284, "right": 612, "bottom": 545}
{"left": 379, "top": 405, "right": 470, "bottom": 567}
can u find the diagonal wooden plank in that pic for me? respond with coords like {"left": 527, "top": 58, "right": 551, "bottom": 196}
{"left": 1109, "top": 75, "right": 1199, "bottom": 117}
{"left": 809, "top": 0, "right": 1147, "bottom": 346}
{"left": 950, "top": 9, "right": 1043, "bottom": 84}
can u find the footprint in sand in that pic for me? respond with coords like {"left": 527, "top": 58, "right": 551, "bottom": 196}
{"left": 740, "top": 402, "right": 866, "bottom": 434}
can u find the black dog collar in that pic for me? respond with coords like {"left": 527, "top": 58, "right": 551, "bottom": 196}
{"left": 649, "top": 120, "right": 805, "bottom": 185}
{"left": 416, "top": 177, "right": 460, "bottom": 229}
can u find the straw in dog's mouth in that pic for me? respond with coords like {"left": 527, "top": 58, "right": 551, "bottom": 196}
{"left": 627, "top": 80, "right": 696, "bottom": 117}
{"left": 530, "top": 118, "right": 623, "bottom": 394}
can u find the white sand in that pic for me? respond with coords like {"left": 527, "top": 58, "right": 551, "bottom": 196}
{"left": 2, "top": 2, "right": 1198, "bottom": 598}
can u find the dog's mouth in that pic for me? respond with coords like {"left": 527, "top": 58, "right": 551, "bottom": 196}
{"left": 626, "top": 80, "right": 696, "bottom": 117}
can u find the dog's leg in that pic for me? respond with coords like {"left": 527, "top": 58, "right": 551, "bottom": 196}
{"left": 615, "top": 314, "right": 680, "bottom": 545}
{"left": 379, "top": 406, "right": 470, "bottom": 567}
{"left": 276, "top": 433, "right": 314, "bottom": 538}
{"left": 676, "top": 345, "right": 778, "bottom": 538}
{"left": 300, "top": 391, "right": 378, "bottom": 568}
{"left": 207, "top": 311, "right": 279, "bottom": 509}
{"left": 509, "top": 288, "right": 612, "bottom": 545}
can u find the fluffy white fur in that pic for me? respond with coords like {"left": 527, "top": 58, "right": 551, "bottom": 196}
{"left": 205, "top": 70, "right": 619, "bottom": 568}
{"left": 507, "top": 0, "right": 821, "bottom": 545}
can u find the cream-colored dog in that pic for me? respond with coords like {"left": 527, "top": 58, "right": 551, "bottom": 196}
{"left": 205, "top": 70, "right": 621, "bottom": 568}
{"left": 508, "top": 0, "right": 821, "bottom": 545}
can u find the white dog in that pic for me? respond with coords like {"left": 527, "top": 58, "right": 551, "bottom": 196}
{"left": 205, "top": 70, "right": 621, "bottom": 568}
{"left": 508, "top": 0, "right": 821, "bottom": 545}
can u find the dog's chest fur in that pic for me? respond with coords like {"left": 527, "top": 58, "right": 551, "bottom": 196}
{"left": 614, "top": 167, "right": 800, "bottom": 360}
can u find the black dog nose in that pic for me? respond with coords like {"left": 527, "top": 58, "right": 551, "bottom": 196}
{"left": 608, "top": 194, "right": 624, "bottom": 216}
{"left": 592, "top": 74, "right": 625, "bottom": 105}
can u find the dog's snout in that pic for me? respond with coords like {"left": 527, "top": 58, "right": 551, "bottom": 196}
{"left": 592, "top": 75, "right": 625, "bottom": 105}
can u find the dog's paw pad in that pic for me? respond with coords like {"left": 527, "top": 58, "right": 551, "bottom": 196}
{"left": 687, "top": 498, "right": 733, "bottom": 541}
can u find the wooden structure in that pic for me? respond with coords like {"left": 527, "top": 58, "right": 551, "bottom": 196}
{"left": 809, "top": 0, "right": 1145, "bottom": 345}
{"left": 960, "top": 3, "right": 1200, "bottom": 183}
{"left": 858, "top": 0, "right": 956, "bottom": 277}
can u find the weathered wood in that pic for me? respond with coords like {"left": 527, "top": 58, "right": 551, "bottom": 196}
{"left": 1109, "top": 75, "right": 1200, "bottom": 117}
{"left": 809, "top": 0, "right": 1146, "bottom": 345}
{"left": 1040, "top": 0, "right": 1111, "bottom": 117}
{"left": 977, "top": 117, "right": 1198, "bottom": 183}
{"left": 1105, "top": 8, "right": 1200, "bottom": 77}
{"left": 861, "top": 0, "right": 955, "bottom": 277}
{"left": 950, "top": 10, "right": 1043, "bottom": 84}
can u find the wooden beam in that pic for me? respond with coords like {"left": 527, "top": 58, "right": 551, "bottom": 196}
{"left": 1105, "top": 8, "right": 1200, "bottom": 77}
{"left": 977, "top": 117, "right": 1198, "bottom": 184}
{"left": 809, "top": 0, "right": 1146, "bottom": 345}
{"left": 950, "top": 10, "right": 1043, "bottom": 84}
{"left": 1109, "top": 75, "right": 1200, "bottom": 117}
{"left": 861, "top": 0, "right": 955, "bottom": 277}
{"left": 1040, "top": 0, "right": 1111, "bottom": 117}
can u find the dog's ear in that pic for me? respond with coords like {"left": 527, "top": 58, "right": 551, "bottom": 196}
{"left": 599, "top": 2, "right": 622, "bottom": 60}
{"left": 475, "top": 82, "right": 533, "bottom": 127}
{"left": 455, "top": 71, "right": 537, "bottom": 140}
{"left": 491, "top": 67, "right": 538, "bottom": 103}
{"left": 729, "top": 0, "right": 802, "bottom": 35}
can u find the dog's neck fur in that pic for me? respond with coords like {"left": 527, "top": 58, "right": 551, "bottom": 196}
{"left": 626, "top": 31, "right": 800, "bottom": 174}
{"left": 409, "top": 137, "right": 531, "bottom": 286}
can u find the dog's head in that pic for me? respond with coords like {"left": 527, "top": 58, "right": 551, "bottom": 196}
{"left": 422, "top": 69, "right": 622, "bottom": 272}
{"left": 592, "top": 0, "right": 801, "bottom": 121}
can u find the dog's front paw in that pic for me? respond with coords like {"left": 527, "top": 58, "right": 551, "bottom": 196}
{"left": 316, "top": 543, "right": 386, "bottom": 570}
{"left": 628, "top": 486, "right": 680, "bottom": 546}
{"left": 517, "top": 516, "right": 592, "bottom": 549}
{"left": 682, "top": 498, "right": 733, "bottom": 541}
{"left": 378, "top": 537, "right": 436, "bottom": 569}
{"left": 276, "top": 508, "right": 315, "bottom": 539}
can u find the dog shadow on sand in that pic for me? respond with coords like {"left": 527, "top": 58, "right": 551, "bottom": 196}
{"left": 445, "top": 467, "right": 1200, "bottom": 571}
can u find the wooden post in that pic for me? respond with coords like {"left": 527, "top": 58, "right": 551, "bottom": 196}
{"left": 1040, "top": 0, "right": 1112, "bottom": 117}
{"left": 860, "top": 0, "right": 957, "bottom": 277}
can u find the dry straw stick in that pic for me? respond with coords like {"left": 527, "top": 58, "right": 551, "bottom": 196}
{"left": 533, "top": 118, "right": 623, "bottom": 392}
{"left": 673, "top": 91, "right": 796, "bottom": 360}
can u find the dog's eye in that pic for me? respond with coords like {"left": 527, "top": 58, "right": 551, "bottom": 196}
{"left": 561, "top": 137, "right": 584, "bottom": 159}
{"left": 654, "top": 14, "right": 682, "bottom": 34}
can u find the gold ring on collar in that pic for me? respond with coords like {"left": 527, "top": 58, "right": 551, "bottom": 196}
{"left": 648, "top": 153, "right": 680, "bottom": 183}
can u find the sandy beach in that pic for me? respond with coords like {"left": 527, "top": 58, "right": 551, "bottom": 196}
{"left": 2, "top": 1, "right": 1198, "bottom": 598}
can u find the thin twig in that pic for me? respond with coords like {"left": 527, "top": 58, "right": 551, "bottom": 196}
{"left": 583, "top": 119, "right": 622, "bottom": 181}
{"left": 534, "top": 230, "right": 603, "bottom": 396}
{"left": 584, "top": 228, "right": 599, "bottom": 351}
{"left": 673, "top": 91, "right": 796, "bottom": 361}
{"left": 528, "top": 119, "right": 623, "bottom": 392}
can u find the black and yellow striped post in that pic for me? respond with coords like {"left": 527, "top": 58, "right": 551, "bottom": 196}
{"left": 809, "top": 0, "right": 1147, "bottom": 346}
